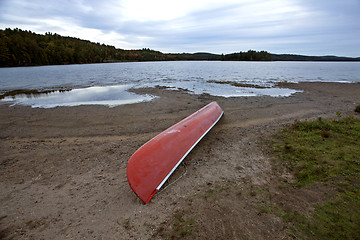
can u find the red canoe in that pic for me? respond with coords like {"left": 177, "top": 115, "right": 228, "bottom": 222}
{"left": 126, "top": 101, "right": 223, "bottom": 204}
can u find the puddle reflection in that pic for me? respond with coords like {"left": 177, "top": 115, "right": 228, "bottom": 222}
{"left": 1, "top": 85, "right": 156, "bottom": 108}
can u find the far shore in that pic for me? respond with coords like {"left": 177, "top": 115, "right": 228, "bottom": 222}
{"left": 2, "top": 58, "right": 360, "bottom": 69}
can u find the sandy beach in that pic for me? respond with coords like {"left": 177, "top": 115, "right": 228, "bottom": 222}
{"left": 1, "top": 82, "right": 359, "bottom": 239}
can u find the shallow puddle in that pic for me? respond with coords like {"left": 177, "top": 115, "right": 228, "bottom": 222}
{"left": 1, "top": 85, "right": 156, "bottom": 108}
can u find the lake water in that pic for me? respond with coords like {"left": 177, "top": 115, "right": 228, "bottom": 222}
{"left": 1, "top": 61, "right": 359, "bottom": 108}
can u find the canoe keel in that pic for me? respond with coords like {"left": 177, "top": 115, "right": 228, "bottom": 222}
{"left": 126, "top": 101, "right": 224, "bottom": 204}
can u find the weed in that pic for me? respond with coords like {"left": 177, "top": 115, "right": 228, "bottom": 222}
{"left": 249, "top": 190, "right": 257, "bottom": 197}
{"left": 204, "top": 189, "right": 216, "bottom": 199}
{"left": 204, "top": 181, "right": 235, "bottom": 200}
{"left": 123, "top": 218, "right": 131, "bottom": 229}
{"left": 321, "top": 129, "right": 331, "bottom": 138}
{"left": 169, "top": 211, "right": 197, "bottom": 239}
{"left": 249, "top": 187, "right": 266, "bottom": 197}
{"left": 355, "top": 104, "right": 360, "bottom": 113}
{"left": 258, "top": 204, "right": 278, "bottom": 215}
{"left": 336, "top": 111, "right": 342, "bottom": 118}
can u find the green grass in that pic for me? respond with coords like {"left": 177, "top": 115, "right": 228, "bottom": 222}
{"left": 271, "top": 116, "right": 360, "bottom": 240}
{"left": 272, "top": 116, "right": 360, "bottom": 186}
{"left": 304, "top": 190, "right": 360, "bottom": 240}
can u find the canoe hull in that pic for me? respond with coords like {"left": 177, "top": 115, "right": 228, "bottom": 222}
{"left": 127, "top": 101, "right": 223, "bottom": 204}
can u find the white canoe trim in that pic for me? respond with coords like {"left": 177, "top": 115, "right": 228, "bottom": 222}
{"left": 156, "top": 110, "right": 224, "bottom": 191}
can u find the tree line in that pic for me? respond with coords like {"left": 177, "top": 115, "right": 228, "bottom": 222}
{"left": 0, "top": 28, "right": 274, "bottom": 67}
{"left": 1, "top": 28, "right": 358, "bottom": 67}
{"left": 0, "top": 28, "right": 170, "bottom": 66}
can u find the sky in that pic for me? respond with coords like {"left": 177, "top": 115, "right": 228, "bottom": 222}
{"left": 0, "top": 0, "right": 359, "bottom": 57}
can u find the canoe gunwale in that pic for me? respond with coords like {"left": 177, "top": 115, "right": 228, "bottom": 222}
{"left": 156, "top": 110, "right": 223, "bottom": 191}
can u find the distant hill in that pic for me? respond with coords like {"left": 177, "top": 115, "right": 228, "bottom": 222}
{"left": 270, "top": 54, "right": 360, "bottom": 61}
{"left": 1, "top": 28, "right": 359, "bottom": 67}
{"left": 191, "top": 52, "right": 222, "bottom": 60}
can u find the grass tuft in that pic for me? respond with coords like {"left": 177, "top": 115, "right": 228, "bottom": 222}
{"left": 355, "top": 104, "right": 360, "bottom": 113}
{"left": 170, "top": 211, "right": 197, "bottom": 239}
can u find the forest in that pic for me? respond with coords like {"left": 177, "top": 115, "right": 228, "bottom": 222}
{"left": 0, "top": 28, "right": 273, "bottom": 67}
{"left": 0, "top": 28, "right": 358, "bottom": 67}
{"left": 0, "top": 28, "right": 169, "bottom": 66}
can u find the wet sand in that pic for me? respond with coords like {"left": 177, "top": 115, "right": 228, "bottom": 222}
{"left": 0, "top": 82, "right": 359, "bottom": 239}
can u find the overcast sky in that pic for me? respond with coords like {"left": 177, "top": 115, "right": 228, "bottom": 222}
{"left": 1, "top": 0, "right": 359, "bottom": 57}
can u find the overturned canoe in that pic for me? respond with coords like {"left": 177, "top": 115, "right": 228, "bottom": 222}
{"left": 127, "top": 101, "right": 224, "bottom": 204}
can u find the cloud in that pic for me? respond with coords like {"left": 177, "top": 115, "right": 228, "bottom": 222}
{"left": 132, "top": 0, "right": 317, "bottom": 52}
{"left": 0, "top": 0, "right": 359, "bottom": 56}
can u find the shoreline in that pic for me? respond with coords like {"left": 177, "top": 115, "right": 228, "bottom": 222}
{"left": 2, "top": 59, "right": 360, "bottom": 69}
{"left": 0, "top": 82, "right": 359, "bottom": 239}
{"left": 1, "top": 80, "right": 359, "bottom": 108}
{"left": 1, "top": 57, "right": 360, "bottom": 69}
